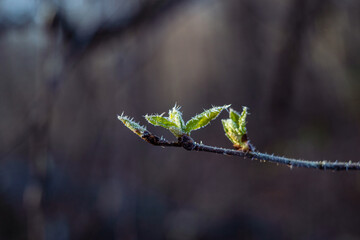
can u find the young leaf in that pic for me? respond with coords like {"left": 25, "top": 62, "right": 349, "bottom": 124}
{"left": 167, "top": 126, "right": 185, "bottom": 138}
{"left": 145, "top": 113, "right": 184, "bottom": 138}
{"left": 229, "top": 109, "right": 240, "bottom": 128}
{"left": 168, "top": 104, "right": 185, "bottom": 131}
{"left": 221, "top": 106, "right": 251, "bottom": 151}
{"left": 222, "top": 118, "right": 240, "bottom": 145}
{"left": 145, "top": 114, "right": 178, "bottom": 129}
{"left": 184, "top": 105, "right": 230, "bottom": 134}
{"left": 238, "top": 107, "right": 248, "bottom": 135}
{"left": 118, "top": 113, "right": 147, "bottom": 137}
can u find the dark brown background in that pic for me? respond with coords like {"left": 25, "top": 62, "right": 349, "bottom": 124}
{"left": 1, "top": 0, "right": 360, "bottom": 239}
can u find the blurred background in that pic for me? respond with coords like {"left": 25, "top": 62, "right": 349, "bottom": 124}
{"left": 1, "top": 0, "right": 360, "bottom": 239}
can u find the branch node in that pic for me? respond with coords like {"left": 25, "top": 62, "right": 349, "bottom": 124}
{"left": 179, "top": 135, "right": 196, "bottom": 151}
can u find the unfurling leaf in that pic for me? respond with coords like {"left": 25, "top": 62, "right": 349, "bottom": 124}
{"left": 238, "top": 107, "right": 248, "bottom": 135}
{"left": 118, "top": 113, "right": 147, "bottom": 137}
{"left": 222, "top": 118, "right": 239, "bottom": 145}
{"left": 184, "top": 105, "right": 230, "bottom": 134}
{"left": 222, "top": 107, "right": 251, "bottom": 151}
{"left": 168, "top": 104, "right": 185, "bottom": 130}
{"left": 229, "top": 109, "right": 240, "bottom": 127}
{"left": 145, "top": 111, "right": 184, "bottom": 138}
{"left": 145, "top": 114, "right": 178, "bottom": 129}
{"left": 229, "top": 107, "right": 248, "bottom": 135}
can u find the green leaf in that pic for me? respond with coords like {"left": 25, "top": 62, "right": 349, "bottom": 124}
{"left": 185, "top": 105, "right": 230, "bottom": 134}
{"left": 145, "top": 113, "right": 184, "bottom": 137}
{"left": 168, "top": 127, "right": 184, "bottom": 138}
{"left": 118, "top": 113, "right": 147, "bottom": 137}
{"left": 168, "top": 104, "right": 185, "bottom": 130}
{"left": 222, "top": 118, "right": 241, "bottom": 146}
{"left": 238, "top": 107, "right": 248, "bottom": 135}
{"left": 145, "top": 114, "right": 178, "bottom": 129}
{"left": 221, "top": 106, "right": 250, "bottom": 151}
{"left": 229, "top": 109, "right": 240, "bottom": 128}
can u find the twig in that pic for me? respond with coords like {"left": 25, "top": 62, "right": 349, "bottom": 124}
{"left": 142, "top": 131, "right": 360, "bottom": 171}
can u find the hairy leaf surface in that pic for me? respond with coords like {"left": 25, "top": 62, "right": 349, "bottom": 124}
{"left": 168, "top": 105, "right": 185, "bottom": 130}
{"left": 238, "top": 107, "right": 248, "bottom": 135}
{"left": 118, "top": 114, "right": 147, "bottom": 137}
{"left": 185, "top": 105, "right": 230, "bottom": 134}
{"left": 222, "top": 119, "right": 241, "bottom": 145}
{"left": 145, "top": 114, "right": 178, "bottom": 129}
{"left": 229, "top": 109, "right": 240, "bottom": 128}
{"left": 221, "top": 106, "right": 249, "bottom": 150}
